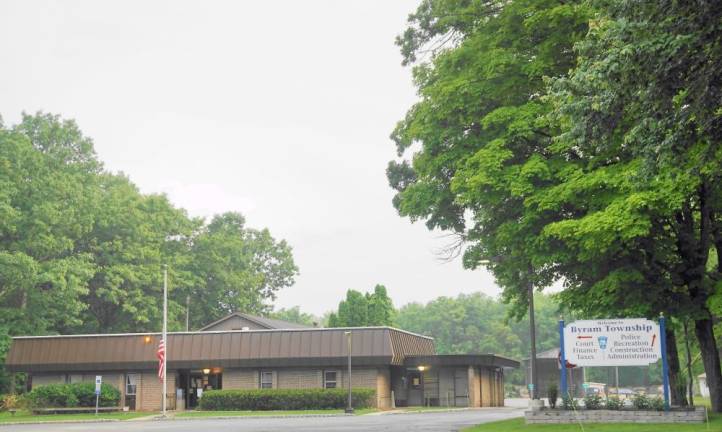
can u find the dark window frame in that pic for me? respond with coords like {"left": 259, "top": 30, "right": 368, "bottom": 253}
{"left": 323, "top": 370, "right": 338, "bottom": 389}
{"left": 259, "top": 371, "right": 274, "bottom": 389}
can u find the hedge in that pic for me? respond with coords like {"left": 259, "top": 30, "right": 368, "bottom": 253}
{"left": 199, "top": 388, "right": 376, "bottom": 410}
{"left": 26, "top": 383, "right": 120, "bottom": 408}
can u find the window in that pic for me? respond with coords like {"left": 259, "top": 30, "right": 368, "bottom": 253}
{"left": 125, "top": 373, "right": 139, "bottom": 411}
{"left": 126, "top": 374, "right": 138, "bottom": 395}
{"left": 260, "top": 371, "right": 274, "bottom": 389}
{"left": 324, "top": 371, "right": 338, "bottom": 389}
{"left": 65, "top": 374, "right": 82, "bottom": 384}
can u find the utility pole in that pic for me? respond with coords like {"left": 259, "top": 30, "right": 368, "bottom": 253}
{"left": 162, "top": 265, "right": 168, "bottom": 417}
{"left": 528, "top": 273, "right": 538, "bottom": 400}
{"left": 186, "top": 295, "right": 190, "bottom": 332}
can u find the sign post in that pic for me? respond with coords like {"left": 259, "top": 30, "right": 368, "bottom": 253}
{"left": 659, "top": 314, "right": 670, "bottom": 411}
{"left": 94, "top": 376, "right": 102, "bottom": 416}
{"left": 559, "top": 319, "right": 568, "bottom": 397}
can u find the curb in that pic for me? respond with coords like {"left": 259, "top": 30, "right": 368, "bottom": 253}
{"left": 168, "top": 413, "right": 354, "bottom": 421}
{"left": 378, "top": 407, "right": 524, "bottom": 416}
{"left": 0, "top": 419, "right": 120, "bottom": 427}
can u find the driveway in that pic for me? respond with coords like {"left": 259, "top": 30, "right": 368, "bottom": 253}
{"left": 2, "top": 407, "right": 524, "bottom": 432}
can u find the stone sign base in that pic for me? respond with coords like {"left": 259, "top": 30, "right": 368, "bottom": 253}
{"left": 525, "top": 407, "right": 706, "bottom": 424}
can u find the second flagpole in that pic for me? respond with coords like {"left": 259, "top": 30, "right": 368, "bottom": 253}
{"left": 162, "top": 265, "right": 168, "bottom": 417}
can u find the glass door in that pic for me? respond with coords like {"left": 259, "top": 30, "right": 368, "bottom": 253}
{"left": 125, "top": 373, "right": 139, "bottom": 410}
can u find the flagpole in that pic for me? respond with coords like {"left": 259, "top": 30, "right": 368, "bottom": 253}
{"left": 162, "top": 265, "right": 168, "bottom": 417}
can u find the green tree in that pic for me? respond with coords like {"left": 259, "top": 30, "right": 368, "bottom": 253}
{"left": 388, "top": 0, "right": 697, "bottom": 406}
{"left": 268, "top": 306, "right": 319, "bottom": 327}
{"left": 327, "top": 285, "right": 396, "bottom": 327}
{"left": 547, "top": 0, "right": 722, "bottom": 410}
{"left": 0, "top": 113, "right": 300, "bottom": 392}
{"left": 388, "top": 0, "right": 589, "bottom": 316}
{"left": 188, "top": 212, "right": 298, "bottom": 329}
{"left": 367, "top": 284, "right": 395, "bottom": 326}
{"left": 337, "top": 290, "right": 369, "bottom": 327}
{"left": 396, "top": 292, "right": 562, "bottom": 385}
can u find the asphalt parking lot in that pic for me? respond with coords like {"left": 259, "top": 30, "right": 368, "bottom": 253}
{"left": 2, "top": 407, "right": 525, "bottom": 432}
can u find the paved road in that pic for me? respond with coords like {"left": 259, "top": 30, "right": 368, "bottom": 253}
{"left": 2, "top": 408, "right": 525, "bottom": 432}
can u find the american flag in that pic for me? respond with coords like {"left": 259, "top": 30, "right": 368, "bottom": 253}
{"left": 157, "top": 339, "right": 165, "bottom": 382}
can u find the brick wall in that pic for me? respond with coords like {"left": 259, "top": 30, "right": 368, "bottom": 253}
{"left": 468, "top": 366, "right": 480, "bottom": 407}
{"left": 221, "top": 367, "right": 384, "bottom": 408}
{"left": 338, "top": 367, "right": 377, "bottom": 390}
{"left": 278, "top": 369, "right": 323, "bottom": 389}
{"left": 138, "top": 371, "right": 175, "bottom": 411}
{"left": 480, "top": 368, "right": 492, "bottom": 407}
{"left": 376, "top": 367, "right": 391, "bottom": 409}
{"left": 31, "top": 374, "right": 64, "bottom": 387}
{"left": 525, "top": 408, "right": 707, "bottom": 424}
{"left": 224, "top": 369, "right": 258, "bottom": 389}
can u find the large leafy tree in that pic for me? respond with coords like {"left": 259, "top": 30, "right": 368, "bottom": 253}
{"left": 188, "top": 212, "right": 298, "bottom": 329}
{"left": 0, "top": 113, "right": 300, "bottom": 392}
{"left": 77, "top": 173, "right": 200, "bottom": 333}
{"left": 388, "top": 0, "right": 699, "bottom": 407}
{"left": 388, "top": 0, "right": 589, "bottom": 314}
{"left": 0, "top": 116, "right": 96, "bottom": 335}
{"left": 547, "top": 0, "right": 722, "bottom": 410}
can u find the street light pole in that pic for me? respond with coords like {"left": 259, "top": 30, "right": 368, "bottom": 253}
{"left": 528, "top": 272, "right": 538, "bottom": 400}
{"left": 345, "top": 331, "right": 354, "bottom": 414}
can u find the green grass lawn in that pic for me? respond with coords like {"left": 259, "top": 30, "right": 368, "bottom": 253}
{"left": 0, "top": 410, "right": 151, "bottom": 423}
{"left": 175, "top": 408, "right": 378, "bottom": 418}
{"left": 464, "top": 414, "right": 720, "bottom": 432}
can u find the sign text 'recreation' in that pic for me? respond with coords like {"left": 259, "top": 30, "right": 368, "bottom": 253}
{"left": 563, "top": 319, "right": 661, "bottom": 367}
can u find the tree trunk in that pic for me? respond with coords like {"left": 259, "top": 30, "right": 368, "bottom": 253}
{"left": 695, "top": 318, "right": 722, "bottom": 412}
{"left": 665, "top": 326, "right": 688, "bottom": 407}
{"left": 683, "top": 321, "right": 695, "bottom": 406}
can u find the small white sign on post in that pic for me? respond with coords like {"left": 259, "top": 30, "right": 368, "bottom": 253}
{"left": 563, "top": 319, "right": 661, "bottom": 366}
{"left": 94, "top": 376, "right": 102, "bottom": 415}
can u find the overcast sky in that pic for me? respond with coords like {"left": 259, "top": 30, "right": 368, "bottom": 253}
{"left": 1, "top": 0, "right": 503, "bottom": 315}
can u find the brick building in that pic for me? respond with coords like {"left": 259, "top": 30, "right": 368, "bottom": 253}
{"left": 5, "top": 312, "right": 517, "bottom": 411}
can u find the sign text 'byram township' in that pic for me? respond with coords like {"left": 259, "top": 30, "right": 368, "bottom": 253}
{"left": 563, "top": 319, "right": 661, "bottom": 367}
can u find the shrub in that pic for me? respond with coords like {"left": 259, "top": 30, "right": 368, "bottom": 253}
{"left": 26, "top": 383, "right": 120, "bottom": 408}
{"left": 583, "top": 394, "right": 603, "bottom": 410}
{"left": 1, "top": 394, "right": 28, "bottom": 411}
{"left": 631, "top": 394, "right": 653, "bottom": 410}
{"left": 199, "top": 388, "right": 376, "bottom": 411}
{"left": 561, "top": 395, "right": 578, "bottom": 410}
{"left": 650, "top": 396, "right": 665, "bottom": 411}
{"left": 605, "top": 396, "right": 624, "bottom": 410}
{"left": 546, "top": 383, "right": 558, "bottom": 409}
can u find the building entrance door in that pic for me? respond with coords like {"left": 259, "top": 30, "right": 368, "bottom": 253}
{"left": 407, "top": 371, "right": 423, "bottom": 406}
{"left": 453, "top": 368, "right": 469, "bottom": 407}
{"left": 180, "top": 370, "right": 223, "bottom": 409}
